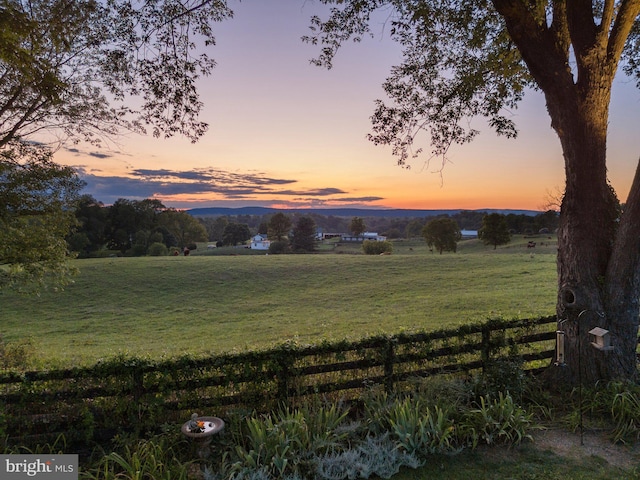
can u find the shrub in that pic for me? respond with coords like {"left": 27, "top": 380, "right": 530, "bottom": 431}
{"left": 475, "top": 357, "right": 528, "bottom": 401}
{"left": 410, "top": 376, "right": 474, "bottom": 412}
{"left": 269, "top": 240, "right": 290, "bottom": 254}
{"left": 362, "top": 240, "right": 393, "bottom": 255}
{"left": 0, "top": 335, "right": 34, "bottom": 370}
{"left": 148, "top": 242, "right": 169, "bottom": 256}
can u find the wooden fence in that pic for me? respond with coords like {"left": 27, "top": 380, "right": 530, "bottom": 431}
{"left": 1, "top": 316, "right": 557, "bottom": 446}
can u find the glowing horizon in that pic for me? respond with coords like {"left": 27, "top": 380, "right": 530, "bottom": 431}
{"left": 53, "top": 0, "right": 640, "bottom": 213}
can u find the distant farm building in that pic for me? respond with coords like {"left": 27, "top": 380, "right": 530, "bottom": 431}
{"left": 341, "top": 232, "right": 387, "bottom": 243}
{"left": 320, "top": 232, "right": 343, "bottom": 240}
{"left": 250, "top": 234, "right": 270, "bottom": 250}
{"left": 460, "top": 229, "right": 478, "bottom": 239}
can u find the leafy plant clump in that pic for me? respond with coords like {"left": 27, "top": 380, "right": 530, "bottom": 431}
{"left": 79, "top": 434, "right": 193, "bottom": 480}
{"left": 575, "top": 380, "right": 640, "bottom": 444}
{"left": 463, "top": 392, "right": 535, "bottom": 447}
{"left": 203, "top": 384, "right": 537, "bottom": 480}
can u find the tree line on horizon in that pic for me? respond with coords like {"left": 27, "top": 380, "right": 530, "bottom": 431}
{"left": 66, "top": 196, "right": 559, "bottom": 258}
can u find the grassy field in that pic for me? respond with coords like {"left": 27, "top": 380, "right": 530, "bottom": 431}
{"left": 1, "top": 236, "right": 558, "bottom": 368}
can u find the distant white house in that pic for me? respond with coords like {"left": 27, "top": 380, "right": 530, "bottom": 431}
{"left": 460, "top": 229, "right": 478, "bottom": 239}
{"left": 341, "top": 232, "right": 387, "bottom": 243}
{"left": 250, "top": 234, "right": 270, "bottom": 250}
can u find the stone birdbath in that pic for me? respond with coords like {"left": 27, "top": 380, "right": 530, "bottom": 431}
{"left": 181, "top": 413, "right": 225, "bottom": 465}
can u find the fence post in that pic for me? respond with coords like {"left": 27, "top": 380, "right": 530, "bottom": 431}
{"left": 131, "top": 366, "right": 144, "bottom": 433}
{"left": 481, "top": 325, "right": 491, "bottom": 373}
{"left": 384, "top": 338, "right": 395, "bottom": 394}
{"left": 275, "top": 351, "right": 294, "bottom": 403}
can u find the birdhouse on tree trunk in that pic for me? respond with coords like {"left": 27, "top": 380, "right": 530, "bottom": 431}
{"left": 588, "top": 327, "right": 613, "bottom": 351}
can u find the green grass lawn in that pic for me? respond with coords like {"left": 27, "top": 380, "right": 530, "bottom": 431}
{"left": 1, "top": 236, "right": 558, "bottom": 368}
{"left": 395, "top": 445, "right": 638, "bottom": 480}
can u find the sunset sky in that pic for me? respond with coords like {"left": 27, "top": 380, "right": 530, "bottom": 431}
{"left": 55, "top": 0, "right": 640, "bottom": 212}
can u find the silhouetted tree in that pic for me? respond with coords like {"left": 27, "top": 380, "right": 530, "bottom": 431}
{"left": 479, "top": 213, "right": 511, "bottom": 250}
{"left": 157, "top": 210, "right": 207, "bottom": 249}
{"left": 222, "top": 223, "right": 251, "bottom": 246}
{"left": 69, "top": 195, "right": 108, "bottom": 256}
{"left": 350, "top": 217, "right": 366, "bottom": 236}
{"left": 405, "top": 219, "right": 425, "bottom": 239}
{"left": 291, "top": 216, "right": 317, "bottom": 252}
{"left": 268, "top": 213, "right": 292, "bottom": 241}
{"left": 422, "top": 217, "right": 461, "bottom": 254}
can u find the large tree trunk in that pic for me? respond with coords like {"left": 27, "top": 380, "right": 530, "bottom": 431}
{"left": 492, "top": 0, "right": 640, "bottom": 386}
{"left": 550, "top": 78, "right": 640, "bottom": 386}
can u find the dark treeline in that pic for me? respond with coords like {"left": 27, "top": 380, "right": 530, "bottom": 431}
{"left": 67, "top": 196, "right": 210, "bottom": 258}
{"left": 68, "top": 196, "right": 559, "bottom": 257}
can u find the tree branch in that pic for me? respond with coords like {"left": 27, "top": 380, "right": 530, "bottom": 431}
{"left": 565, "top": 0, "right": 598, "bottom": 61}
{"left": 491, "top": 0, "right": 573, "bottom": 92}
{"left": 608, "top": 0, "right": 640, "bottom": 64}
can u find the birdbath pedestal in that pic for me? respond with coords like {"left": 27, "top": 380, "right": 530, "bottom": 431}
{"left": 181, "top": 414, "right": 225, "bottom": 465}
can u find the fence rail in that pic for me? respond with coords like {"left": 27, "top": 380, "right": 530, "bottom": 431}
{"left": 1, "top": 316, "right": 558, "bottom": 446}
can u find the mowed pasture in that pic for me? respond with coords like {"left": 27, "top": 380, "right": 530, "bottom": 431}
{"left": 1, "top": 237, "right": 558, "bottom": 368}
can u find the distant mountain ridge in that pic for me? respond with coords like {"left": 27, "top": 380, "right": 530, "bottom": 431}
{"left": 187, "top": 206, "right": 541, "bottom": 218}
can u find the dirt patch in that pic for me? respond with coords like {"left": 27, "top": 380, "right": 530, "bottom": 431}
{"left": 527, "top": 427, "right": 640, "bottom": 470}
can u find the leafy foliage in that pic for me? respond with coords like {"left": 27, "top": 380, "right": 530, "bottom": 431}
{"left": 230, "top": 403, "right": 351, "bottom": 478}
{"left": 157, "top": 209, "right": 208, "bottom": 248}
{"left": 80, "top": 435, "right": 193, "bottom": 480}
{"left": 314, "top": 433, "right": 422, "bottom": 480}
{"left": 268, "top": 239, "right": 290, "bottom": 254}
{"left": 268, "top": 213, "right": 292, "bottom": 241}
{"left": 303, "top": 1, "right": 530, "bottom": 167}
{"left": 221, "top": 222, "right": 251, "bottom": 246}
{"left": 0, "top": 141, "right": 83, "bottom": 291}
{"left": 0, "top": 0, "right": 234, "bottom": 147}
{"left": 291, "top": 216, "right": 317, "bottom": 253}
{"left": 147, "top": 242, "right": 169, "bottom": 256}
{"left": 577, "top": 380, "right": 640, "bottom": 444}
{"left": 387, "top": 397, "right": 456, "bottom": 455}
{"left": 0, "top": 334, "right": 34, "bottom": 370}
{"left": 350, "top": 217, "right": 366, "bottom": 236}
{"left": 422, "top": 217, "right": 461, "bottom": 254}
{"left": 478, "top": 213, "right": 511, "bottom": 250}
{"left": 361, "top": 240, "right": 393, "bottom": 255}
{"left": 464, "top": 392, "right": 534, "bottom": 447}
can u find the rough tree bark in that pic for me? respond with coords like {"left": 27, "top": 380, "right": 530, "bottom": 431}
{"left": 493, "top": 0, "right": 640, "bottom": 385}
